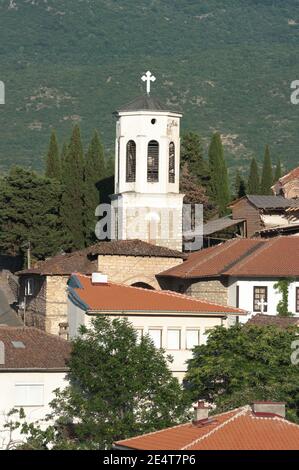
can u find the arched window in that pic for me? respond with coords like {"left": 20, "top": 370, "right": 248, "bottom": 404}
{"left": 169, "top": 142, "right": 175, "bottom": 183}
{"left": 126, "top": 140, "right": 136, "bottom": 182}
{"left": 147, "top": 140, "right": 159, "bottom": 182}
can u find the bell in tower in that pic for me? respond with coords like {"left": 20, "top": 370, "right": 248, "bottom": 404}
{"left": 110, "top": 72, "right": 184, "bottom": 251}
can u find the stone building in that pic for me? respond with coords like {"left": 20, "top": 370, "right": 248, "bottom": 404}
{"left": 17, "top": 240, "right": 185, "bottom": 335}
{"left": 272, "top": 166, "right": 299, "bottom": 199}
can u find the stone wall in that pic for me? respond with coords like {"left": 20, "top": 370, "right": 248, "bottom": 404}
{"left": 45, "top": 275, "right": 69, "bottom": 335}
{"left": 185, "top": 278, "right": 229, "bottom": 306}
{"left": 18, "top": 275, "right": 47, "bottom": 330}
{"left": 98, "top": 255, "right": 183, "bottom": 290}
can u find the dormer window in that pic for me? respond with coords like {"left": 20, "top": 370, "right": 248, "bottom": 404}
{"left": 169, "top": 142, "right": 175, "bottom": 183}
{"left": 126, "top": 140, "right": 136, "bottom": 182}
{"left": 147, "top": 140, "right": 159, "bottom": 182}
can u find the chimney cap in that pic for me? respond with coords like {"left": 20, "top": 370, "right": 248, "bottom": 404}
{"left": 251, "top": 401, "right": 286, "bottom": 418}
{"left": 91, "top": 272, "right": 108, "bottom": 284}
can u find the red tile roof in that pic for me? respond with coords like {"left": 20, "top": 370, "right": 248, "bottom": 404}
{"left": 115, "top": 406, "right": 299, "bottom": 450}
{"left": 278, "top": 166, "right": 299, "bottom": 185}
{"left": 247, "top": 314, "right": 299, "bottom": 328}
{"left": 68, "top": 274, "right": 245, "bottom": 316}
{"left": 0, "top": 327, "right": 71, "bottom": 370}
{"left": 18, "top": 240, "right": 185, "bottom": 276}
{"left": 158, "top": 237, "right": 299, "bottom": 279}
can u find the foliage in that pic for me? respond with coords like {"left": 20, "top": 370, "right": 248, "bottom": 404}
{"left": 184, "top": 324, "right": 299, "bottom": 423}
{"left": 208, "top": 132, "right": 230, "bottom": 215}
{"left": 274, "top": 158, "right": 282, "bottom": 183}
{"left": 45, "top": 130, "right": 61, "bottom": 180}
{"left": 247, "top": 157, "right": 260, "bottom": 194}
{"left": 83, "top": 131, "right": 105, "bottom": 244}
{"left": 14, "top": 317, "right": 189, "bottom": 450}
{"left": 180, "top": 132, "right": 210, "bottom": 189}
{"left": 274, "top": 278, "right": 294, "bottom": 317}
{"left": 260, "top": 145, "right": 273, "bottom": 195}
{"left": 234, "top": 169, "right": 246, "bottom": 199}
{"left": 61, "top": 125, "right": 85, "bottom": 250}
{"left": 0, "top": 166, "right": 63, "bottom": 260}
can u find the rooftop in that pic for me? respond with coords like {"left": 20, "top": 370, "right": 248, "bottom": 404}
{"left": 18, "top": 240, "right": 185, "bottom": 276}
{"left": 115, "top": 94, "right": 181, "bottom": 114}
{"left": 0, "top": 327, "right": 71, "bottom": 370}
{"left": 230, "top": 194, "right": 297, "bottom": 210}
{"left": 247, "top": 314, "right": 299, "bottom": 328}
{"left": 115, "top": 405, "right": 299, "bottom": 450}
{"left": 68, "top": 273, "right": 245, "bottom": 316}
{"left": 274, "top": 166, "right": 299, "bottom": 186}
{"left": 158, "top": 237, "right": 299, "bottom": 279}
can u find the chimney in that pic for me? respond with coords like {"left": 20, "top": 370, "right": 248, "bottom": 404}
{"left": 91, "top": 272, "right": 108, "bottom": 284}
{"left": 0, "top": 341, "right": 4, "bottom": 365}
{"left": 193, "top": 401, "right": 209, "bottom": 422}
{"left": 252, "top": 401, "right": 286, "bottom": 418}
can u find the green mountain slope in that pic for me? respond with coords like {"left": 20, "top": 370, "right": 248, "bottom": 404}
{"left": 0, "top": 0, "right": 299, "bottom": 172}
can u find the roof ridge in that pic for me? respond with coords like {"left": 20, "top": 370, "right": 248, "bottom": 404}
{"left": 181, "top": 406, "right": 250, "bottom": 450}
{"left": 182, "top": 239, "right": 240, "bottom": 278}
{"left": 223, "top": 238, "right": 276, "bottom": 274}
{"left": 221, "top": 240, "right": 265, "bottom": 273}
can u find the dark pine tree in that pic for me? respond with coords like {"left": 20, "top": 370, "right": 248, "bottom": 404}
{"left": 61, "top": 125, "right": 85, "bottom": 250}
{"left": 84, "top": 131, "right": 106, "bottom": 244}
{"left": 45, "top": 130, "right": 61, "bottom": 180}
{"left": 274, "top": 158, "right": 282, "bottom": 183}
{"left": 208, "top": 132, "right": 230, "bottom": 215}
{"left": 234, "top": 169, "right": 246, "bottom": 199}
{"left": 247, "top": 157, "right": 260, "bottom": 194}
{"left": 260, "top": 145, "right": 273, "bottom": 195}
{"left": 180, "top": 132, "right": 210, "bottom": 189}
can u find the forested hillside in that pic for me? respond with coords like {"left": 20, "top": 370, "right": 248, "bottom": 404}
{"left": 0, "top": 0, "right": 298, "bottom": 171}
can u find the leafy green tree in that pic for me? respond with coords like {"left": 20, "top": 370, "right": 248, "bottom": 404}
{"left": 274, "top": 158, "right": 282, "bottom": 183}
{"left": 84, "top": 131, "right": 106, "bottom": 244}
{"left": 61, "top": 125, "right": 85, "bottom": 250}
{"left": 14, "top": 317, "right": 189, "bottom": 450}
{"left": 208, "top": 133, "right": 230, "bottom": 215}
{"left": 247, "top": 157, "right": 260, "bottom": 194}
{"left": 181, "top": 132, "right": 210, "bottom": 188}
{"left": 184, "top": 324, "right": 299, "bottom": 423}
{"left": 274, "top": 278, "right": 294, "bottom": 317}
{"left": 0, "top": 167, "right": 63, "bottom": 260}
{"left": 260, "top": 145, "right": 273, "bottom": 195}
{"left": 105, "top": 154, "right": 115, "bottom": 178}
{"left": 45, "top": 130, "right": 61, "bottom": 180}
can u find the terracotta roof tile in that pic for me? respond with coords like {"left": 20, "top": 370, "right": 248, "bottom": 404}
{"left": 158, "top": 237, "right": 299, "bottom": 279}
{"left": 68, "top": 274, "right": 245, "bottom": 315}
{"left": 0, "top": 326, "right": 71, "bottom": 370}
{"left": 115, "top": 406, "right": 299, "bottom": 450}
{"left": 247, "top": 314, "right": 299, "bottom": 328}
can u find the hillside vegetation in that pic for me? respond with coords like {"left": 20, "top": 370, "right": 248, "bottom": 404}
{"left": 0, "top": 0, "right": 298, "bottom": 171}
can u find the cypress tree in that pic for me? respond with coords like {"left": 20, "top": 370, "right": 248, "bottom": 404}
{"left": 60, "top": 142, "right": 68, "bottom": 167}
{"left": 247, "top": 157, "right": 260, "bottom": 194}
{"left": 181, "top": 132, "right": 210, "bottom": 188}
{"left": 45, "top": 130, "right": 61, "bottom": 180}
{"left": 208, "top": 132, "right": 230, "bottom": 215}
{"left": 234, "top": 169, "right": 246, "bottom": 199}
{"left": 61, "top": 125, "right": 85, "bottom": 250}
{"left": 260, "top": 145, "right": 273, "bottom": 195}
{"left": 274, "top": 158, "right": 282, "bottom": 183}
{"left": 84, "top": 131, "right": 106, "bottom": 244}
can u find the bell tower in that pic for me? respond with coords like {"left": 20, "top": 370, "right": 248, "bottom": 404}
{"left": 111, "top": 72, "right": 184, "bottom": 251}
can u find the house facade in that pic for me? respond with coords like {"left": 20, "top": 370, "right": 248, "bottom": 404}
{"left": 0, "top": 327, "right": 70, "bottom": 449}
{"left": 67, "top": 273, "right": 245, "bottom": 381}
{"left": 158, "top": 237, "right": 299, "bottom": 321}
{"left": 272, "top": 166, "right": 299, "bottom": 199}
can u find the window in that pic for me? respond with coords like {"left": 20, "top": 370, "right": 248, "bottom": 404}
{"left": 25, "top": 278, "right": 34, "bottom": 296}
{"left": 168, "top": 142, "right": 175, "bottom": 183}
{"left": 167, "top": 329, "right": 181, "bottom": 350}
{"left": 15, "top": 384, "right": 44, "bottom": 407}
{"left": 296, "top": 288, "right": 299, "bottom": 313}
{"left": 253, "top": 286, "right": 268, "bottom": 312}
{"left": 147, "top": 140, "right": 159, "bottom": 182}
{"left": 186, "top": 329, "right": 200, "bottom": 350}
{"left": 126, "top": 140, "right": 136, "bottom": 182}
{"left": 148, "top": 329, "right": 162, "bottom": 349}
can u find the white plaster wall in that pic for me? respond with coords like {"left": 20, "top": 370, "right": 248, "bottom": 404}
{"left": 0, "top": 372, "right": 67, "bottom": 449}
{"left": 228, "top": 278, "right": 299, "bottom": 322}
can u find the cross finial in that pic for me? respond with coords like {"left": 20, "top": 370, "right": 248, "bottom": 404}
{"left": 141, "top": 71, "right": 156, "bottom": 94}
{"left": 257, "top": 297, "right": 268, "bottom": 314}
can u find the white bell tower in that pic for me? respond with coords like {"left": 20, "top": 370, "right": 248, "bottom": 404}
{"left": 111, "top": 72, "right": 184, "bottom": 251}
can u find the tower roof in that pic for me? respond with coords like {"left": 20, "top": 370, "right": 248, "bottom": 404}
{"left": 115, "top": 94, "right": 181, "bottom": 114}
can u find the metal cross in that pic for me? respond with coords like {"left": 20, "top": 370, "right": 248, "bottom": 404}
{"left": 141, "top": 71, "right": 156, "bottom": 94}
{"left": 257, "top": 297, "right": 268, "bottom": 314}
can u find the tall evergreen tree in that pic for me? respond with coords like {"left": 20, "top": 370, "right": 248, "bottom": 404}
{"left": 274, "top": 158, "right": 282, "bottom": 183}
{"left": 260, "top": 145, "right": 273, "bottom": 195}
{"left": 61, "top": 125, "right": 85, "bottom": 250}
{"left": 60, "top": 142, "right": 68, "bottom": 167}
{"left": 208, "top": 133, "right": 230, "bottom": 215}
{"left": 234, "top": 169, "right": 246, "bottom": 199}
{"left": 180, "top": 132, "right": 210, "bottom": 188}
{"left": 84, "top": 131, "right": 106, "bottom": 244}
{"left": 45, "top": 130, "right": 61, "bottom": 180}
{"left": 0, "top": 167, "right": 63, "bottom": 260}
{"left": 247, "top": 157, "right": 260, "bottom": 194}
